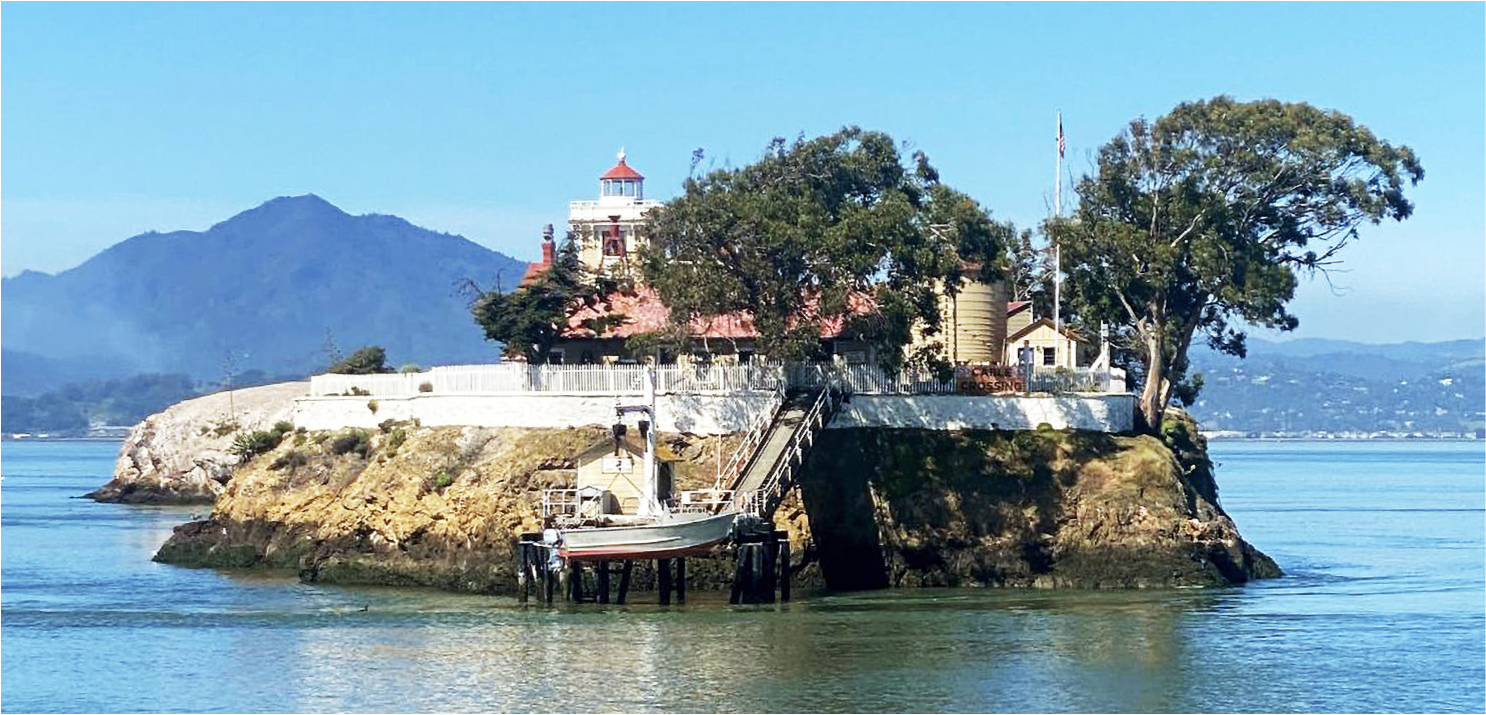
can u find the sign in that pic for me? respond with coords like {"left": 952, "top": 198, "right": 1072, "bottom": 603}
{"left": 601, "top": 457, "right": 633, "bottom": 474}
{"left": 956, "top": 365, "right": 1026, "bottom": 395}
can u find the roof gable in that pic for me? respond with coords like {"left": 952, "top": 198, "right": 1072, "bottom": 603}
{"left": 1007, "top": 317, "right": 1085, "bottom": 344}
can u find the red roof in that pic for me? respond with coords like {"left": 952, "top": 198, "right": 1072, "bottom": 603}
{"left": 520, "top": 262, "right": 550, "bottom": 286}
{"left": 1007, "top": 300, "right": 1031, "bottom": 315}
{"left": 600, "top": 158, "right": 644, "bottom": 180}
{"left": 563, "top": 287, "right": 874, "bottom": 340}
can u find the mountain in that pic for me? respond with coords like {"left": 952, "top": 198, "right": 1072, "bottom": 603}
{"left": 2, "top": 195, "right": 528, "bottom": 395}
{"left": 1185, "top": 337, "right": 1486, "bottom": 436}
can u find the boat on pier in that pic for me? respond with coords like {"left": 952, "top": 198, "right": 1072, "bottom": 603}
{"left": 519, "top": 366, "right": 842, "bottom": 604}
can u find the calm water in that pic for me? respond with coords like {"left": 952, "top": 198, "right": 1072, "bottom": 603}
{"left": 2, "top": 439, "right": 1482, "bottom": 713}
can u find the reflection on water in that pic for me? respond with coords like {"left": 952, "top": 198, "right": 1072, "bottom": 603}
{"left": 2, "top": 440, "right": 1483, "bottom": 713}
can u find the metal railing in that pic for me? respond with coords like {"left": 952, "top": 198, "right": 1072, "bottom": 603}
{"left": 736, "top": 385, "right": 840, "bottom": 517}
{"left": 676, "top": 489, "right": 736, "bottom": 514}
{"left": 711, "top": 385, "right": 787, "bottom": 491}
{"left": 308, "top": 362, "right": 1123, "bottom": 398}
{"left": 541, "top": 489, "right": 580, "bottom": 519}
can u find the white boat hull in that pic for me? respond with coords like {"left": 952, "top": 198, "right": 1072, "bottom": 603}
{"left": 555, "top": 511, "right": 737, "bottom": 560}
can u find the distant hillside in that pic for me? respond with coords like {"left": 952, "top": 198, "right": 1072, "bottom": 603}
{"left": 1186, "top": 337, "right": 1486, "bottom": 435}
{"left": 2, "top": 195, "right": 528, "bottom": 395}
{"left": 1, "top": 349, "right": 134, "bottom": 397}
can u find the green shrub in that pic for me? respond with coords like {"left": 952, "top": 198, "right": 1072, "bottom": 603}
{"left": 328, "top": 346, "right": 392, "bottom": 375}
{"left": 329, "top": 429, "right": 373, "bottom": 458}
{"left": 367, "top": 399, "right": 379, "bottom": 414}
{"left": 231, "top": 429, "right": 282, "bottom": 462}
{"left": 398, "top": 363, "right": 423, "bottom": 374}
{"left": 434, "top": 470, "right": 454, "bottom": 490}
{"left": 387, "top": 428, "right": 407, "bottom": 454}
{"left": 271, "top": 449, "right": 310, "bottom": 471}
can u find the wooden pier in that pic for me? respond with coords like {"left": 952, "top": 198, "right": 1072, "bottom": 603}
{"left": 516, "top": 537, "right": 698, "bottom": 605}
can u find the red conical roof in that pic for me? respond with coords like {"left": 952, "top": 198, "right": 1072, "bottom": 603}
{"left": 601, "top": 158, "right": 644, "bottom": 180}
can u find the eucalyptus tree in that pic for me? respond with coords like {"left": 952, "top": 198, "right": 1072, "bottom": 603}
{"left": 1050, "top": 96, "right": 1423, "bottom": 431}
{"left": 639, "top": 126, "right": 1016, "bottom": 371}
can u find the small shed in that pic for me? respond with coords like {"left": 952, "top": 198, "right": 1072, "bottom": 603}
{"left": 574, "top": 433, "right": 679, "bottom": 516}
{"left": 1005, "top": 318, "right": 1096, "bottom": 370}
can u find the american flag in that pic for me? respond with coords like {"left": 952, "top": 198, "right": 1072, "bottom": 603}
{"left": 1057, "top": 116, "right": 1065, "bottom": 158}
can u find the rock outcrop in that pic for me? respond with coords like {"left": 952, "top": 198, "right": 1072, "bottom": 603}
{"left": 798, "top": 421, "right": 1280, "bottom": 589}
{"left": 152, "top": 414, "right": 1278, "bottom": 593}
{"left": 87, "top": 382, "right": 307, "bottom": 504}
{"left": 153, "top": 424, "right": 778, "bottom": 591}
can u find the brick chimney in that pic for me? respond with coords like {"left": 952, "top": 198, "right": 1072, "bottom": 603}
{"left": 541, "top": 223, "right": 555, "bottom": 265}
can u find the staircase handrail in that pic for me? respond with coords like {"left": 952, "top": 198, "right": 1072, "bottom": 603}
{"left": 713, "top": 382, "right": 787, "bottom": 491}
{"left": 740, "top": 383, "right": 840, "bottom": 516}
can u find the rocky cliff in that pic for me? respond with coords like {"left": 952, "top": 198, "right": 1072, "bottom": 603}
{"left": 152, "top": 423, "right": 773, "bottom": 591}
{"left": 798, "top": 420, "right": 1279, "bottom": 589}
{"left": 152, "top": 414, "right": 1278, "bottom": 593}
{"left": 87, "top": 382, "right": 307, "bottom": 504}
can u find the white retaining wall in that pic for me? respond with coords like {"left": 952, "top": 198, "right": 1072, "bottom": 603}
{"left": 292, "top": 391, "right": 1133, "bottom": 435}
{"left": 829, "top": 394, "right": 1135, "bottom": 432}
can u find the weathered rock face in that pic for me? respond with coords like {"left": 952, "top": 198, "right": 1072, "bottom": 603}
{"left": 797, "top": 424, "right": 1280, "bottom": 589}
{"left": 87, "top": 382, "right": 307, "bottom": 504}
{"left": 153, "top": 424, "right": 779, "bottom": 592}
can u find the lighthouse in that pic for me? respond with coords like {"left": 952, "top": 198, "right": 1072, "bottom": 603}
{"left": 569, "top": 149, "right": 662, "bottom": 273}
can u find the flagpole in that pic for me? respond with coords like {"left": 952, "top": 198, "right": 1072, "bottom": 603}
{"left": 1053, "top": 111, "right": 1063, "bottom": 333}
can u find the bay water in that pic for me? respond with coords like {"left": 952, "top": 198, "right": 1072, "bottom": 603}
{"left": 2, "top": 439, "right": 1482, "bottom": 713}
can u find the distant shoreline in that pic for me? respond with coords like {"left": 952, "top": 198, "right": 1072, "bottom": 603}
{"left": 1203, "top": 436, "right": 1483, "bottom": 443}
{"left": 2, "top": 436, "right": 125, "bottom": 443}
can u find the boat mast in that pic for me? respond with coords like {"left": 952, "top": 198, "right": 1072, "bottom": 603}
{"left": 613, "top": 365, "right": 662, "bottom": 518}
{"left": 641, "top": 366, "right": 658, "bottom": 517}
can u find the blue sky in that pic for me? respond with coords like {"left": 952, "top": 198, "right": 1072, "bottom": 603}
{"left": 3, "top": 2, "right": 1482, "bottom": 343}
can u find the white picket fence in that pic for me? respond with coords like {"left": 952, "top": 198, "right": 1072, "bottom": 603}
{"left": 308, "top": 362, "right": 1123, "bottom": 397}
{"left": 309, "top": 363, "right": 786, "bottom": 397}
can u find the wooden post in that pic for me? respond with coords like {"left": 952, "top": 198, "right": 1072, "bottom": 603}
{"left": 569, "top": 560, "right": 584, "bottom": 602}
{"left": 761, "top": 535, "right": 777, "bottom": 604}
{"left": 729, "top": 546, "right": 746, "bottom": 605}
{"left": 778, "top": 535, "right": 792, "bottom": 603}
{"left": 676, "top": 558, "right": 687, "bottom": 604}
{"left": 597, "top": 561, "right": 611, "bottom": 604}
{"left": 517, "top": 544, "right": 530, "bottom": 605}
{"left": 616, "top": 561, "right": 633, "bottom": 605}
{"left": 658, "top": 558, "right": 672, "bottom": 605}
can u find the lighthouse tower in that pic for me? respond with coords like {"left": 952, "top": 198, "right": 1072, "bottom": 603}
{"left": 569, "top": 149, "right": 662, "bottom": 273}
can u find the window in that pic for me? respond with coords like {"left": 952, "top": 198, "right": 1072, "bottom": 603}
{"left": 548, "top": 349, "right": 565, "bottom": 365}
{"left": 1043, "top": 346, "right": 1057, "bottom": 366}
{"left": 841, "top": 350, "right": 868, "bottom": 365}
{"left": 602, "top": 229, "right": 626, "bottom": 257}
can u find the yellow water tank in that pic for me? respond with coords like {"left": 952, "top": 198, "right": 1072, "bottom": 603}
{"left": 946, "top": 278, "right": 1007, "bottom": 364}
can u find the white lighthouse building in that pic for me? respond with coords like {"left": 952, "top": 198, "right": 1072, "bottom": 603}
{"left": 568, "top": 149, "right": 662, "bottom": 274}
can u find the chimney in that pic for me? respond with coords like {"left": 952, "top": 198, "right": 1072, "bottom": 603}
{"left": 541, "top": 224, "right": 555, "bottom": 265}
